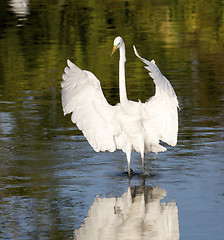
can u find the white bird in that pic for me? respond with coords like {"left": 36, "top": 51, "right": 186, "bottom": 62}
{"left": 61, "top": 36, "right": 178, "bottom": 175}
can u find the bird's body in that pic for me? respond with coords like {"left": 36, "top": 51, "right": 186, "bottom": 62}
{"left": 61, "top": 36, "right": 178, "bottom": 175}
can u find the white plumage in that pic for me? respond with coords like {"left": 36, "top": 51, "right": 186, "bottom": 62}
{"left": 61, "top": 36, "right": 179, "bottom": 175}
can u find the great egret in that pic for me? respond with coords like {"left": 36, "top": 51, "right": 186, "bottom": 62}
{"left": 61, "top": 36, "right": 178, "bottom": 175}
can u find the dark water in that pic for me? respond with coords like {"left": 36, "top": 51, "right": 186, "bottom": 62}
{"left": 0, "top": 0, "right": 224, "bottom": 239}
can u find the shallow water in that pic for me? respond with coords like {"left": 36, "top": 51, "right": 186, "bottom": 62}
{"left": 0, "top": 0, "right": 224, "bottom": 239}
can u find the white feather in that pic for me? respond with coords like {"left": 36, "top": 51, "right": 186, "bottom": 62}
{"left": 61, "top": 60, "right": 117, "bottom": 152}
{"left": 133, "top": 46, "right": 179, "bottom": 147}
{"left": 61, "top": 37, "right": 179, "bottom": 174}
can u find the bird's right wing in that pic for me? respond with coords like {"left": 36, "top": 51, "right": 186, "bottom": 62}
{"left": 133, "top": 46, "right": 179, "bottom": 147}
{"left": 61, "top": 60, "right": 119, "bottom": 152}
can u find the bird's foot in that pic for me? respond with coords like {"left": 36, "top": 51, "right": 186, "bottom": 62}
{"left": 129, "top": 168, "right": 134, "bottom": 175}
{"left": 142, "top": 171, "right": 150, "bottom": 178}
{"left": 128, "top": 168, "right": 134, "bottom": 176}
{"left": 122, "top": 168, "right": 134, "bottom": 177}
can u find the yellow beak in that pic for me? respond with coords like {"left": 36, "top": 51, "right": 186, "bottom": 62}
{"left": 110, "top": 45, "right": 118, "bottom": 58}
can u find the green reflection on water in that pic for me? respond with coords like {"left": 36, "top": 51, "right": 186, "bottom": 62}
{"left": 0, "top": 0, "right": 224, "bottom": 239}
{"left": 0, "top": 0, "right": 223, "bottom": 106}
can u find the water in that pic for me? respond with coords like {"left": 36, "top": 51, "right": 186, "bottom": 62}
{"left": 0, "top": 0, "right": 224, "bottom": 239}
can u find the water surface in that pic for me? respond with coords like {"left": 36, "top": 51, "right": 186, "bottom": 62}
{"left": 0, "top": 0, "right": 224, "bottom": 239}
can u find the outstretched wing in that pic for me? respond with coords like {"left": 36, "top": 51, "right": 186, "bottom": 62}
{"left": 133, "top": 46, "right": 179, "bottom": 147}
{"left": 61, "top": 60, "right": 119, "bottom": 152}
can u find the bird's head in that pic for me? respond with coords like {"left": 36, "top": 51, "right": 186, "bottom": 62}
{"left": 110, "top": 36, "right": 124, "bottom": 57}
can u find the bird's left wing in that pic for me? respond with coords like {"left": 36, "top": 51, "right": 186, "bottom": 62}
{"left": 61, "top": 60, "right": 119, "bottom": 152}
{"left": 133, "top": 46, "right": 179, "bottom": 147}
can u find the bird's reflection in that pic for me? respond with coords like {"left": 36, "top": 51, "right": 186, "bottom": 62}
{"left": 74, "top": 182, "right": 179, "bottom": 240}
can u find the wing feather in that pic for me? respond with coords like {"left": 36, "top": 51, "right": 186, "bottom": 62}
{"left": 61, "top": 59, "right": 118, "bottom": 152}
{"left": 133, "top": 46, "right": 179, "bottom": 147}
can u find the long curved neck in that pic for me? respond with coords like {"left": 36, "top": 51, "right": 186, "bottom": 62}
{"left": 119, "top": 42, "right": 128, "bottom": 104}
